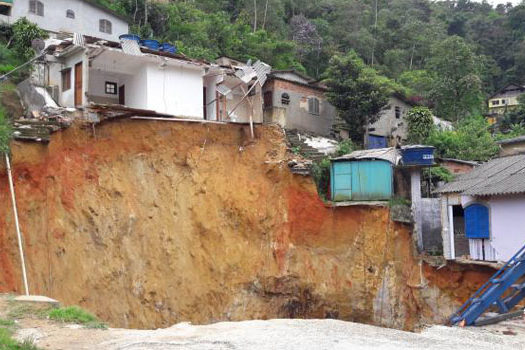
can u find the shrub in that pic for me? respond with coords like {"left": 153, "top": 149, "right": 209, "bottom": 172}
{"left": 48, "top": 306, "right": 106, "bottom": 329}
{"left": 406, "top": 107, "right": 435, "bottom": 144}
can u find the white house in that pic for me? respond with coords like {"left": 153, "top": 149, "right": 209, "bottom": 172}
{"left": 436, "top": 155, "right": 525, "bottom": 263}
{"left": 0, "top": 0, "right": 129, "bottom": 42}
{"left": 32, "top": 35, "right": 268, "bottom": 123}
{"left": 46, "top": 37, "right": 206, "bottom": 118}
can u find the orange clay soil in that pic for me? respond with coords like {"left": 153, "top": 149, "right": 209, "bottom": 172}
{"left": 0, "top": 120, "right": 493, "bottom": 330}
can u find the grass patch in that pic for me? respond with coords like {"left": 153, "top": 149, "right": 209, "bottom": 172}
{"left": 47, "top": 306, "right": 106, "bottom": 329}
{"left": 0, "top": 328, "right": 38, "bottom": 350}
{"left": 0, "top": 318, "right": 15, "bottom": 327}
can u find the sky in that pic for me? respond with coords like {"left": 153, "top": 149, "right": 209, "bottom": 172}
{"left": 478, "top": 0, "right": 523, "bottom": 5}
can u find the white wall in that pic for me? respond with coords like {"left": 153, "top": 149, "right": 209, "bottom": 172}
{"left": 203, "top": 75, "right": 220, "bottom": 121}
{"left": 88, "top": 69, "right": 121, "bottom": 103}
{"left": 487, "top": 196, "right": 525, "bottom": 261}
{"left": 145, "top": 63, "right": 204, "bottom": 118}
{"left": 121, "top": 67, "right": 147, "bottom": 110}
{"left": 58, "top": 49, "right": 87, "bottom": 107}
{"left": 0, "top": 0, "right": 128, "bottom": 41}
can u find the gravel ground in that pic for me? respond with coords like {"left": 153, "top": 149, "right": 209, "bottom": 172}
{"left": 16, "top": 318, "right": 525, "bottom": 350}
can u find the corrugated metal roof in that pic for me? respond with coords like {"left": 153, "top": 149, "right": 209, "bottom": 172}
{"left": 332, "top": 147, "right": 401, "bottom": 165}
{"left": 436, "top": 154, "right": 525, "bottom": 196}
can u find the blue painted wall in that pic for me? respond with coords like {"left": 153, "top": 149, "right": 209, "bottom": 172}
{"left": 330, "top": 160, "right": 393, "bottom": 201}
{"left": 368, "top": 135, "right": 387, "bottom": 149}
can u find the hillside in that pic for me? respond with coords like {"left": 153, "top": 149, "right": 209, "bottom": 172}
{"left": 101, "top": 0, "right": 525, "bottom": 95}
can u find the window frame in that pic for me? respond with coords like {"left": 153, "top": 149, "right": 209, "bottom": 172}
{"left": 61, "top": 68, "right": 72, "bottom": 92}
{"left": 394, "top": 106, "right": 401, "bottom": 119}
{"left": 308, "top": 97, "right": 320, "bottom": 115}
{"left": 66, "top": 9, "right": 75, "bottom": 19}
{"left": 99, "top": 19, "right": 113, "bottom": 34}
{"left": 105, "top": 82, "right": 117, "bottom": 95}
{"left": 0, "top": 4, "right": 12, "bottom": 16}
{"left": 29, "top": 0, "right": 44, "bottom": 16}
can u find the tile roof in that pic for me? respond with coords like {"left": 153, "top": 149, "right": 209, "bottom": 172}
{"left": 436, "top": 154, "right": 525, "bottom": 196}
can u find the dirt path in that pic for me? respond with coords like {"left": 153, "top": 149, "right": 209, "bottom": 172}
{"left": 8, "top": 318, "right": 525, "bottom": 350}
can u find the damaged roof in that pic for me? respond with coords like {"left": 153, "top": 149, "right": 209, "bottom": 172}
{"left": 332, "top": 147, "right": 401, "bottom": 165}
{"left": 436, "top": 154, "right": 525, "bottom": 196}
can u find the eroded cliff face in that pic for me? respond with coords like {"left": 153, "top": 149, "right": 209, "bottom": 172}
{"left": 0, "top": 120, "right": 492, "bottom": 330}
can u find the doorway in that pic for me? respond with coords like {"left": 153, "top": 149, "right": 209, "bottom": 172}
{"left": 449, "top": 205, "right": 469, "bottom": 258}
{"left": 119, "top": 85, "right": 125, "bottom": 105}
{"left": 74, "top": 62, "right": 83, "bottom": 106}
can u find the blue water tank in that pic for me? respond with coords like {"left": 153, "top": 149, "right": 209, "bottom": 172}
{"left": 119, "top": 34, "right": 141, "bottom": 43}
{"left": 160, "top": 43, "right": 177, "bottom": 54}
{"left": 140, "top": 39, "right": 160, "bottom": 50}
{"left": 401, "top": 145, "right": 435, "bottom": 166}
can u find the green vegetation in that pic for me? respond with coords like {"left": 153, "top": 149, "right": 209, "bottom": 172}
{"left": 0, "top": 316, "right": 38, "bottom": 350}
{"left": 325, "top": 51, "right": 401, "bottom": 143}
{"left": 47, "top": 306, "right": 107, "bottom": 329}
{"left": 425, "top": 115, "right": 499, "bottom": 161}
{"left": 406, "top": 107, "right": 435, "bottom": 144}
{"left": 426, "top": 166, "right": 454, "bottom": 183}
{"left": 334, "top": 139, "right": 355, "bottom": 156}
{"left": 311, "top": 157, "right": 331, "bottom": 200}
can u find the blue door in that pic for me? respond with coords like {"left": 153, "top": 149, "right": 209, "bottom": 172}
{"left": 351, "top": 160, "right": 393, "bottom": 200}
{"left": 331, "top": 162, "right": 352, "bottom": 201}
{"left": 465, "top": 203, "right": 490, "bottom": 239}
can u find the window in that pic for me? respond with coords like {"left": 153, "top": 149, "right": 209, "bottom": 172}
{"left": 492, "top": 100, "right": 500, "bottom": 106}
{"left": 99, "top": 19, "right": 112, "bottom": 34}
{"left": 502, "top": 99, "right": 507, "bottom": 105}
{"left": 281, "top": 92, "right": 290, "bottom": 105}
{"left": 308, "top": 97, "right": 320, "bottom": 115}
{"left": 66, "top": 9, "right": 75, "bottom": 19}
{"left": 105, "top": 82, "right": 117, "bottom": 95}
{"left": 395, "top": 106, "right": 401, "bottom": 119}
{"left": 0, "top": 4, "right": 11, "bottom": 16}
{"left": 29, "top": 0, "right": 44, "bottom": 16}
{"left": 61, "top": 68, "right": 71, "bottom": 91}
{"left": 464, "top": 203, "right": 489, "bottom": 239}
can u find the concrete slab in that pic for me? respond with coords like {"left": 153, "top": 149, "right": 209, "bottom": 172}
{"left": 13, "top": 295, "right": 60, "bottom": 307}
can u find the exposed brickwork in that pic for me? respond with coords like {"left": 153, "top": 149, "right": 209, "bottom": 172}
{"left": 440, "top": 160, "right": 476, "bottom": 175}
{"left": 268, "top": 79, "right": 327, "bottom": 98}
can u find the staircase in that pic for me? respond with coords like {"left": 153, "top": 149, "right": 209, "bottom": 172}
{"left": 450, "top": 243, "right": 525, "bottom": 326}
{"left": 285, "top": 130, "right": 326, "bottom": 162}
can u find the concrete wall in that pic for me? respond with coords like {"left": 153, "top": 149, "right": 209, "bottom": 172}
{"left": 58, "top": 48, "right": 88, "bottom": 107}
{"left": 263, "top": 79, "right": 335, "bottom": 136}
{"left": 486, "top": 196, "right": 525, "bottom": 261}
{"left": 421, "top": 198, "right": 442, "bottom": 253}
{"left": 440, "top": 193, "right": 461, "bottom": 259}
{"left": 203, "top": 75, "right": 220, "bottom": 121}
{"left": 145, "top": 63, "right": 204, "bottom": 118}
{"left": 369, "top": 97, "right": 411, "bottom": 143}
{"left": 88, "top": 70, "right": 122, "bottom": 104}
{"left": 0, "top": 0, "right": 128, "bottom": 41}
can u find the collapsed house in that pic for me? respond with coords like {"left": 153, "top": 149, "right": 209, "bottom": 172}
{"left": 18, "top": 34, "right": 270, "bottom": 136}
{"left": 437, "top": 154, "right": 525, "bottom": 262}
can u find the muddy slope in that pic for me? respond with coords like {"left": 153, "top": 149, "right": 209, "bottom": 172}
{"left": 0, "top": 120, "right": 492, "bottom": 330}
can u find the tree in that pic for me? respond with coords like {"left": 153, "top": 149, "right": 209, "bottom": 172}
{"left": 406, "top": 107, "right": 435, "bottom": 144}
{"left": 426, "top": 36, "right": 483, "bottom": 121}
{"left": 425, "top": 115, "right": 499, "bottom": 161}
{"left": 324, "top": 51, "right": 399, "bottom": 144}
{"left": 11, "top": 18, "right": 47, "bottom": 62}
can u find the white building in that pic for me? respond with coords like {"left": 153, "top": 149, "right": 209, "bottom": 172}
{"left": 0, "top": 0, "right": 129, "bottom": 42}
{"left": 34, "top": 36, "right": 266, "bottom": 123}
{"left": 436, "top": 155, "right": 525, "bottom": 263}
